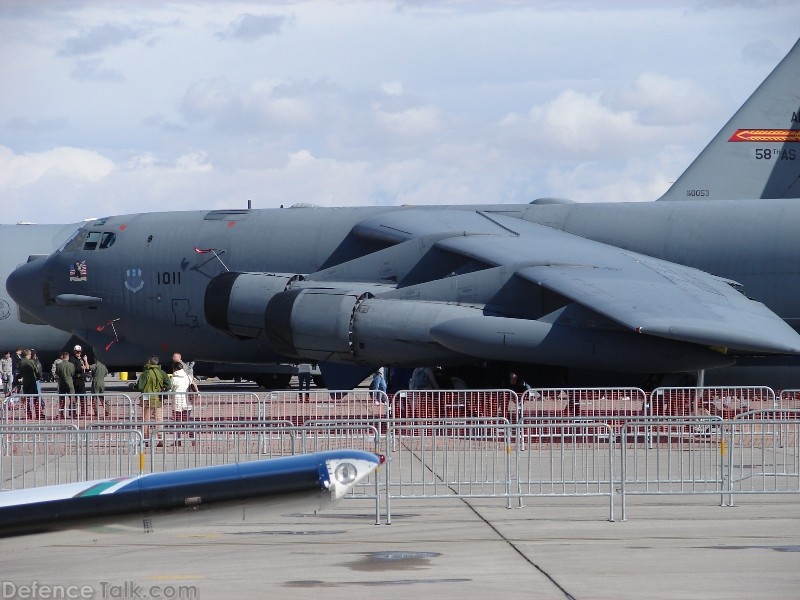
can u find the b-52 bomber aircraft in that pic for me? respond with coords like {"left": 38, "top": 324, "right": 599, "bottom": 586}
{"left": 7, "top": 39, "right": 800, "bottom": 390}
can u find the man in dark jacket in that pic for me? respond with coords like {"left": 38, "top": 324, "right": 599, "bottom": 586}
{"left": 18, "top": 349, "right": 41, "bottom": 420}
{"left": 11, "top": 347, "right": 23, "bottom": 388}
{"left": 69, "top": 345, "right": 90, "bottom": 416}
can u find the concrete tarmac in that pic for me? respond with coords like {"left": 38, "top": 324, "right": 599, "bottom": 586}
{"left": 3, "top": 492, "right": 799, "bottom": 599}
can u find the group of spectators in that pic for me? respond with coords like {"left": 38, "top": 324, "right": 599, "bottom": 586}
{"left": 52, "top": 344, "right": 109, "bottom": 418}
{"left": 1, "top": 345, "right": 109, "bottom": 420}
{"left": 2, "top": 347, "right": 196, "bottom": 439}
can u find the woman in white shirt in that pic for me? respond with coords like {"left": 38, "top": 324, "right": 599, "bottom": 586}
{"left": 170, "top": 362, "right": 193, "bottom": 444}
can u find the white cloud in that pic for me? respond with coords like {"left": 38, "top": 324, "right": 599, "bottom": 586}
{"left": 372, "top": 103, "right": 443, "bottom": 138}
{"left": 380, "top": 81, "right": 404, "bottom": 96}
{"left": 180, "top": 77, "right": 330, "bottom": 131}
{"left": 618, "top": 72, "right": 716, "bottom": 124}
{"left": 0, "top": 145, "right": 115, "bottom": 188}
{"left": 501, "top": 89, "right": 682, "bottom": 160}
{"left": 120, "top": 151, "right": 212, "bottom": 173}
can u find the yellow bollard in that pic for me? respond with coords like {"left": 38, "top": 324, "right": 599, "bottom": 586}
{"left": 119, "top": 372, "right": 128, "bottom": 381}
{"left": 720, "top": 439, "right": 726, "bottom": 456}
{"left": 139, "top": 452, "right": 145, "bottom": 474}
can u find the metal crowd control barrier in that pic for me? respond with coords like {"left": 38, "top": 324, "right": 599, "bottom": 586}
{"left": 516, "top": 387, "right": 646, "bottom": 448}
{"left": 391, "top": 389, "right": 516, "bottom": 422}
{"left": 514, "top": 421, "right": 615, "bottom": 521}
{"left": 1, "top": 393, "right": 137, "bottom": 424}
{"left": 164, "top": 391, "right": 262, "bottom": 422}
{"left": 777, "top": 389, "right": 800, "bottom": 410}
{"left": 649, "top": 386, "right": 777, "bottom": 419}
{"left": 267, "top": 389, "right": 390, "bottom": 428}
{"left": 518, "top": 387, "right": 646, "bottom": 420}
{"left": 146, "top": 420, "right": 298, "bottom": 470}
{"left": 725, "top": 411, "right": 800, "bottom": 505}
{"left": 1, "top": 424, "right": 81, "bottom": 490}
{"left": 385, "top": 418, "right": 515, "bottom": 524}
{"left": 619, "top": 417, "right": 725, "bottom": 521}
{"left": 3, "top": 387, "right": 800, "bottom": 524}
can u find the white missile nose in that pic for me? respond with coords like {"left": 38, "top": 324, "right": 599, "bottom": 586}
{"left": 6, "top": 259, "right": 46, "bottom": 314}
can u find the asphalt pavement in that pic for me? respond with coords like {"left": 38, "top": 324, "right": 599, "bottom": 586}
{"left": 2, "top": 493, "right": 799, "bottom": 600}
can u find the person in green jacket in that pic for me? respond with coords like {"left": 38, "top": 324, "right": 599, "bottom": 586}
{"left": 54, "top": 351, "right": 76, "bottom": 417}
{"left": 136, "top": 356, "right": 169, "bottom": 446}
{"left": 90, "top": 359, "right": 110, "bottom": 419}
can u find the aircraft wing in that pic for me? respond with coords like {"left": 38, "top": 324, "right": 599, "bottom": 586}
{"left": 354, "top": 209, "right": 800, "bottom": 354}
{"left": 514, "top": 263, "right": 797, "bottom": 354}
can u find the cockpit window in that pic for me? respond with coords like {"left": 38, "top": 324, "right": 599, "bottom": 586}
{"left": 99, "top": 232, "right": 116, "bottom": 249}
{"left": 58, "top": 227, "right": 118, "bottom": 253}
{"left": 58, "top": 228, "right": 86, "bottom": 253}
{"left": 83, "top": 231, "right": 102, "bottom": 251}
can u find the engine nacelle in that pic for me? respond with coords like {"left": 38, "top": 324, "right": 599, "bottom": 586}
{"left": 265, "top": 288, "right": 367, "bottom": 363}
{"left": 265, "top": 288, "right": 482, "bottom": 365}
{"left": 205, "top": 272, "right": 304, "bottom": 339}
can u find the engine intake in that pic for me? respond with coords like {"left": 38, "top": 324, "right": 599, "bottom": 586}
{"left": 204, "top": 272, "right": 304, "bottom": 339}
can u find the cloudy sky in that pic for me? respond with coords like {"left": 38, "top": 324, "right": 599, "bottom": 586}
{"left": 1, "top": 1, "right": 797, "bottom": 224}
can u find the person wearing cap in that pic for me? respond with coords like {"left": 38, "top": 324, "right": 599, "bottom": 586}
{"left": 69, "top": 345, "right": 90, "bottom": 417}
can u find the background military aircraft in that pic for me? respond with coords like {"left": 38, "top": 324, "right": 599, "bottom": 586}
{"left": 7, "top": 39, "right": 800, "bottom": 390}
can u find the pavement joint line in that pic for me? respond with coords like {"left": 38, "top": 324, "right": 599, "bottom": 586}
{"left": 461, "top": 497, "right": 576, "bottom": 599}
{"left": 404, "top": 440, "right": 576, "bottom": 599}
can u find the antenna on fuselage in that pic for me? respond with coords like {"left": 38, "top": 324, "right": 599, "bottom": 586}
{"left": 194, "top": 247, "right": 230, "bottom": 272}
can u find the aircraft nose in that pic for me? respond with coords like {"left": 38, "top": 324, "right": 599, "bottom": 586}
{"left": 6, "top": 259, "right": 47, "bottom": 317}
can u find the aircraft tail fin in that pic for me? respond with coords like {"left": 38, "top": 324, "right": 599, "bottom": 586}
{"left": 658, "top": 38, "right": 800, "bottom": 201}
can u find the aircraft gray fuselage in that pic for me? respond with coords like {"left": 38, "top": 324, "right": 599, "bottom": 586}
{"left": 7, "top": 200, "right": 800, "bottom": 388}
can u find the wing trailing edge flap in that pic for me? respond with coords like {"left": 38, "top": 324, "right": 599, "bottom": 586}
{"left": 516, "top": 263, "right": 800, "bottom": 355}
